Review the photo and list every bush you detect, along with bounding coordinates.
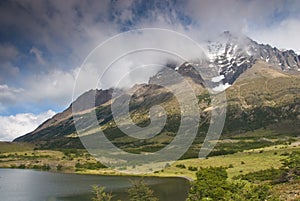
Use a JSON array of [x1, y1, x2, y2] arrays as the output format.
[[75, 162, 107, 170], [91, 186, 113, 201], [18, 164, 26, 169], [128, 179, 158, 201], [188, 166, 198, 171], [233, 168, 284, 182], [186, 167, 279, 201], [276, 151, 300, 183], [56, 164, 63, 171], [176, 164, 186, 169]]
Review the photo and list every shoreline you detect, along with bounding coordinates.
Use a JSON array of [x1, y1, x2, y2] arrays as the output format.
[[0, 166, 194, 182]]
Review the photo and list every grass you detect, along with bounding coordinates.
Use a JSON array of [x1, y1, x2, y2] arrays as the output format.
[[1, 138, 300, 200], [0, 142, 34, 153], [1, 137, 300, 180], [152, 142, 300, 180]]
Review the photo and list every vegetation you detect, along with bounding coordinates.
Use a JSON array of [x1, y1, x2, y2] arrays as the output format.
[[276, 151, 300, 183], [91, 179, 158, 201], [0, 142, 34, 153], [75, 162, 107, 170], [91, 186, 113, 201], [186, 167, 278, 201], [1, 134, 300, 200], [128, 179, 158, 201], [233, 167, 284, 182]]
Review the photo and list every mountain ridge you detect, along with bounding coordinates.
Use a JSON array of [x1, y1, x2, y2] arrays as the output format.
[[14, 32, 300, 151]]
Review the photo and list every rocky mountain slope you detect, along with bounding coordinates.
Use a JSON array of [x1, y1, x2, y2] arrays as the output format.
[[207, 31, 300, 85], [14, 32, 300, 153]]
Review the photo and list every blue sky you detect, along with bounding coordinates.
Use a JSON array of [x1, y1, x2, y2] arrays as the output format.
[[0, 0, 300, 141]]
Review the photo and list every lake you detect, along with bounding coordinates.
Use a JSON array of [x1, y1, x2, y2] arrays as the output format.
[[0, 169, 189, 201]]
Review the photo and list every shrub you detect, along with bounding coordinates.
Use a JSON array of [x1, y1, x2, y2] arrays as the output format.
[[18, 164, 26, 169], [233, 168, 284, 182], [186, 167, 279, 201], [176, 164, 186, 169], [75, 162, 106, 170], [91, 186, 113, 201], [188, 166, 198, 171], [128, 179, 158, 201], [276, 151, 300, 183], [56, 164, 63, 171]]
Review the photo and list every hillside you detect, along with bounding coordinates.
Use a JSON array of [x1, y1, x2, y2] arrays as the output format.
[[14, 32, 300, 158]]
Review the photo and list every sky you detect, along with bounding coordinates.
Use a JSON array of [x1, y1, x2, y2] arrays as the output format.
[[0, 0, 300, 141]]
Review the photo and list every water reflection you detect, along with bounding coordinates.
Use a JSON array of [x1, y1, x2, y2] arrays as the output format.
[[0, 169, 189, 201]]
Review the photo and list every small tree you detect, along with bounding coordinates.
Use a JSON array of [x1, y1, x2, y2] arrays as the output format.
[[186, 167, 231, 201], [186, 166, 278, 201], [128, 179, 158, 201], [92, 185, 113, 201], [277, 151, 300, 182]]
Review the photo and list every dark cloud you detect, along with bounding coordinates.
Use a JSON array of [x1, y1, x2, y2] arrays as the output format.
[[0, 0, 300, 140], [0, 0, 299, 113]]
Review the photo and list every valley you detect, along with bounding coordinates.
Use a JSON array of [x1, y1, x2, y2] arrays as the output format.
[[2, 31, 300, 201], [1, 130, 300, 200]]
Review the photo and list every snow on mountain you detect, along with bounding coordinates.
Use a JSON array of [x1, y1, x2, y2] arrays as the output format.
[[204, 31, 300, 85]]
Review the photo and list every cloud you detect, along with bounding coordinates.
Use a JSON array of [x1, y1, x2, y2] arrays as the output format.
[[0, 44, 20, 83], [0, 110, 56, 141], [0, 62, 20, 83], [24, 68, 78, 106], [0, 44, 19, 60], [248, 18, 300, 52], [0, 85, 24, 106], [0, 0, 300, 115], [30, 47, 46, 65]]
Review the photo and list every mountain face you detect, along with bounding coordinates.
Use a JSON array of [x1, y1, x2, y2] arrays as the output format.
[[14, 89, 115, 142], [14, 32, 300, 152], [206, 31, 300, 85]]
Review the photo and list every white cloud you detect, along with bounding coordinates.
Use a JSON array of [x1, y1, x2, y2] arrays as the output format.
[[1, 0, 300, 117], [0, 85, 24, 105], [248, 18, 300, 53], [24, 68, 77, 105], [30, 47, 46, 65], [0, 110, 56, 141]]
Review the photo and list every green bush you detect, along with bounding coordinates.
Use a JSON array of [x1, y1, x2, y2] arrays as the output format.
[[18, 164, 26, 169], [186, 167, 279, 201], [276, 151, 300, 183], [233, 168, 284, 182], [91, 186, 113, 201], [176, 164, 186, 169], [75, 162, 107, 170], [188, 166, 198, 171], [128, 179, 158, 201]]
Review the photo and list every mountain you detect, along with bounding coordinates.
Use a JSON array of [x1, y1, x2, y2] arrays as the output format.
[[206, 31, 300, 85], [14, 32, 300, 155]]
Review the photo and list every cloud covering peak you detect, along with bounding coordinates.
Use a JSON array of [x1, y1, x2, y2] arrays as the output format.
[[0, 0, 300, 140]]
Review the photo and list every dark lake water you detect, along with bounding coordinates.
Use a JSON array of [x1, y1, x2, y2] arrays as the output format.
[[0, 169, 189, 201]]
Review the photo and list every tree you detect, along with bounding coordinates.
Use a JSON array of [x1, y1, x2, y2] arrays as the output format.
[[91, 186, 113, 201], [277, 151, 300, 183], [186, 166, 278, 201], [186, 167, 231, 201], [128, 179, 158, 201]]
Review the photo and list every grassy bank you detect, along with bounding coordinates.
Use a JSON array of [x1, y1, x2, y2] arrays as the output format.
[[1, 139, 300, 179], [1, 138, 300, 200]]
